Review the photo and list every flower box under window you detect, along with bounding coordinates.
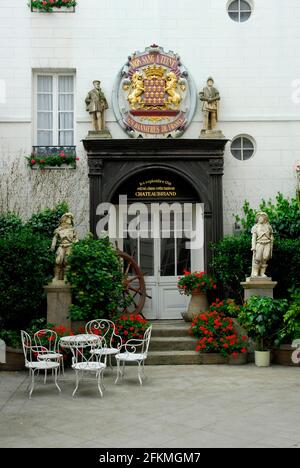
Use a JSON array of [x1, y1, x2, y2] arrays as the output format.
[[27, 146, 78, 170], [30, 1, 76, 13]]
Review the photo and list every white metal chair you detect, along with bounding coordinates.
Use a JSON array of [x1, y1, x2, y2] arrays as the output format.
[[21, 330, 61, 399], [85, 319, 122, 369], [34, 329, 64, 381], [115, 326, 152, 386], [70, 335, 107, 398]]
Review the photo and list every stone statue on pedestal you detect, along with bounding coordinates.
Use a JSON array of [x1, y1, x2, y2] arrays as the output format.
[[250, 212, 274, 278], [199, 77, 220, 133], [51, 212, 78, 282], [85, 80, 109, 132]]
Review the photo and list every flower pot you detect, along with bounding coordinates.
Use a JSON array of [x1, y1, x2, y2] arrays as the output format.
[[182, 291, 208, 322], [0, 347, 24, 371], [272, 345, 300, 367], [228, 353, 248, 365], [255, 350, 271, 367], [199, 352, 227, 365]]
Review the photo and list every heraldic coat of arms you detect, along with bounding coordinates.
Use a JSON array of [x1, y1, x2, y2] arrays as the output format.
[[112, 45, 197, 138]]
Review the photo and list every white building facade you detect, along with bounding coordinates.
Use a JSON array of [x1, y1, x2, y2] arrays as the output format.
[[0, 0, 299, 318]]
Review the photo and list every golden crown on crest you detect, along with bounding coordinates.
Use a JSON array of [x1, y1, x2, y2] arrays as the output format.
[[144, 65, 165, 79]]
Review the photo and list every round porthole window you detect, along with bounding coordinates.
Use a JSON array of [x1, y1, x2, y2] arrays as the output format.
[[227, 0, 252, 22], [230, 135, 255, 161]]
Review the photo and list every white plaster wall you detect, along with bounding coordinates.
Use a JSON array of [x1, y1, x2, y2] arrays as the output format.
[[0, 0, 299, 235]]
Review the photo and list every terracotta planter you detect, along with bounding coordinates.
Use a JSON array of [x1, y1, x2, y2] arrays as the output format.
[[228, 353, 248, 365], [0, 347, 25, 371], [182, 290, 208, 322], [273, 345, 300, 367], [199, 352, 227, 364]]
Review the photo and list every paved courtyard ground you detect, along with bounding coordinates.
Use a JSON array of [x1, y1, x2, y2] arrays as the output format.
[[0, 365, 299, 448]]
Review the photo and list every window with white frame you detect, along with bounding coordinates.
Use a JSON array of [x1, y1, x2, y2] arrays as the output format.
[[35, 73, 75, 146]]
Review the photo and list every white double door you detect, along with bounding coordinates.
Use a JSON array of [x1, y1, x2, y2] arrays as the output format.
[[120, 204, 204, 320]]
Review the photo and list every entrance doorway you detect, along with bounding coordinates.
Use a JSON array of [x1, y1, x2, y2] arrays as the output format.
[[119, 204, 204, 319]]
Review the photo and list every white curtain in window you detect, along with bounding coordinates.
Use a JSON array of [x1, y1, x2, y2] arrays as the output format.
[[58, 76, 74, 145], [37, 76, 53, 146]]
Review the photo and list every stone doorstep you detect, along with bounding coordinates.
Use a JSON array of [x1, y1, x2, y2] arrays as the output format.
[[149, 337, 198, 352]]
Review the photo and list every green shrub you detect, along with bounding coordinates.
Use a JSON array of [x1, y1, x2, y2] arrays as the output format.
[[238, 296, 288, 350], [26, 202, 69, 238], [0, 228, 55, 330], [66, 236, 124, 321], [235, 193, 300, 239], [211, 235, 300, 302], [276, 289, 300, 345], [0, 212, 23, 237]]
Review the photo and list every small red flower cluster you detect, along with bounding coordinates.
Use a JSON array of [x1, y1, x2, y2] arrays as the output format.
[[177, 270, 216, 296], [27, 151, 79, 169], [191, 311, 247, 358], [208, 298, 240, 318], [31, 0, 76, 12], [113, 313, 149, 343]]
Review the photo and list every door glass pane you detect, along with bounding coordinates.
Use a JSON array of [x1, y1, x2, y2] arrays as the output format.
[[177, 237, 191, 276], [160, 212, 175, 276], [37, 130, 53, 146], [139, 238, 154, 276], [37, 76, 53, 93]]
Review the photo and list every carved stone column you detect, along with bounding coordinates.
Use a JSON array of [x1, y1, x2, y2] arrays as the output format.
[[209, 158, 224, 243], [87, 157, 103, 237]]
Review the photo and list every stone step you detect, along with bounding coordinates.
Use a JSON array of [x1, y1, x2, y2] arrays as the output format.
[[151, 320, 191, 338], [149, 336, 197, 352], [146, 351, 200, 365]]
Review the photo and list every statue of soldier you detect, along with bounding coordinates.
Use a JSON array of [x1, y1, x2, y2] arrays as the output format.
[[51, 212, 78, 281], [85, 80, 108, 132], [250, 212, 274, 278], [199, 77, 220, 132]]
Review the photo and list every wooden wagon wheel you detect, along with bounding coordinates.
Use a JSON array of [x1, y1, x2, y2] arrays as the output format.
[[117, 249, 147, 317]]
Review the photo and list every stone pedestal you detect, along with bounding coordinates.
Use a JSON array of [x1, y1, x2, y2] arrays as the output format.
[[44, 280, 72, 327], [85, 130, 112, 139], [240, 277, 277, 300], [199, 129, 225, 139]]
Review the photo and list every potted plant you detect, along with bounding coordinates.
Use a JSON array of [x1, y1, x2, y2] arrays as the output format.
[[273, 289, 300, 366], [30, 1, 77, 13], [178, 270, 216, 322], [190, 311, 248, 364], [238, 296, 288, 367], [0, 330, 24, 371]]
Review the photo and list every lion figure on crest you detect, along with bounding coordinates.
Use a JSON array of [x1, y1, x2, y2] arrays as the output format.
[[165, 72, 182, 108], [128, 72, 144, 108]]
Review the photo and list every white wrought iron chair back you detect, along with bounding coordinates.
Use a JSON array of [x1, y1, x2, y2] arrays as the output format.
[[20, 330, 61, 398], [85, 319, 117, 348], [33, 329, 58, 353], [115, 325, 152, 386], [124, 325, 152, 356], [21, 330, 46, 365]]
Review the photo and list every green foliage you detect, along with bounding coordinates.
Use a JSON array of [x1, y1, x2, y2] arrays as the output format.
[[235, 193, 300, 239], [66, 236, 125, 322], [238, 296, 288, 350], [26, 202, 69, 238], [26, 154, 77, 169], [0, 329, 21, 349], [210, 234, 251, 302], [0, 228, 54, 330], [276, 289, 300, 344], [30, 0, 77, 13], [0, 212, 23, 237], [211, 222, 300, 302]]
